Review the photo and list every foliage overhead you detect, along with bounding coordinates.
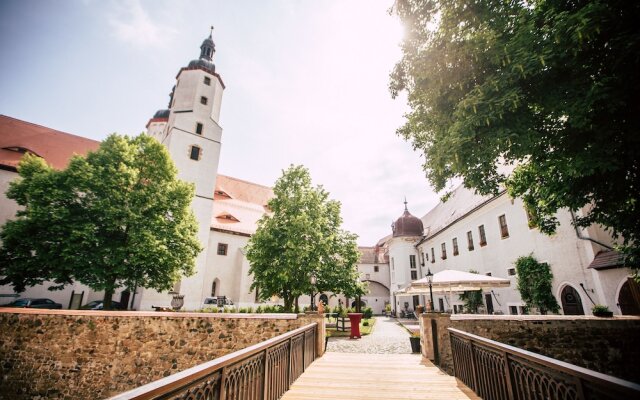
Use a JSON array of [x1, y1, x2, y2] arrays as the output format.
[[246, 165, 363, 312], [514, 254, 560, 314], [0, 134, 201, 308], [390, 0, 640, 269]]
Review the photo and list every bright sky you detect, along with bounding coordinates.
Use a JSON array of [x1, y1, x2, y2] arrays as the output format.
[[0, 0, 441, 245]]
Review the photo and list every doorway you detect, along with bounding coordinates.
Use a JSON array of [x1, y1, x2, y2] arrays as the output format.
[[560, 285, 584, 315], [120, 290, 131, 310], [485, 293, 494, 314], [618, 278, 640, 315]]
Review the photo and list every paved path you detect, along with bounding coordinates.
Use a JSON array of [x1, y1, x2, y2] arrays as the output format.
[[281, 352, 480, 400], [326, 316, 413, 354]]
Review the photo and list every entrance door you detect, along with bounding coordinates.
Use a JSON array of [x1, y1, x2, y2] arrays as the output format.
[[69, 291, 84, 309], [412, 295, 420, 309], [485, 294, 494, 314], [438, 298, 444, 312], [560, 285, 584, 315], [619, 278, 640, 315], [120, 290, 131, 310]]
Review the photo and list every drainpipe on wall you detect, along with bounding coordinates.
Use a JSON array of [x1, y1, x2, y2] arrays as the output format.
[[569, 210, 613, 250]]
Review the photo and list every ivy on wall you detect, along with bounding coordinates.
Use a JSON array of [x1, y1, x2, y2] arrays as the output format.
[[514, 254, 560, 314]]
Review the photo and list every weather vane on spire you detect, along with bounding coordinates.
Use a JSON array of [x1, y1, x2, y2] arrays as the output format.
[[404, 196, 408, 211], [210, 25, 214, 37]]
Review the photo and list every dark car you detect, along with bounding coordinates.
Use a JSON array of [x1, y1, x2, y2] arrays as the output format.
[[3, 298, 63, 309], [80, 300, 126, 310]]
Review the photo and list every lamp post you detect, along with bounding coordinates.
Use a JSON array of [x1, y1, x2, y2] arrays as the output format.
[[310, 273, 317, 311], [426, 268, 434, 312]]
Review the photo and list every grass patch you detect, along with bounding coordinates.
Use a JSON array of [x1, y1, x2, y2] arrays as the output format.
[[326, 318, 376, 337]]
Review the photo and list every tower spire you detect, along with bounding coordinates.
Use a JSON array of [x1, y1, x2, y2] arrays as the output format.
[[404, 197, 408, 211], [199, 28, 215, 61]]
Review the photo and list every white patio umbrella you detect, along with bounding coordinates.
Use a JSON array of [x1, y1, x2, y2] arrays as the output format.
[[398, 269, 510, 312]]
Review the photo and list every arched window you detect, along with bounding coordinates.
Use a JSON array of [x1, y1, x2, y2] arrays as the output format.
[[211, 279, 219, 297], [319, 294, 329, 305]]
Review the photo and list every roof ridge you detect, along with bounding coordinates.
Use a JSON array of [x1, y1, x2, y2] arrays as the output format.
[[217, 173, 273, 191]]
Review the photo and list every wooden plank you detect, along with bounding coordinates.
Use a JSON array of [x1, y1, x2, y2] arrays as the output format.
[[281, 352, 480, 400]]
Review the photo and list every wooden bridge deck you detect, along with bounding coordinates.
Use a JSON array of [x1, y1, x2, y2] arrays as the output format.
[[281, 352, 480, 400]]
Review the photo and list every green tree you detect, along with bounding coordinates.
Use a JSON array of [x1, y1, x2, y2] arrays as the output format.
[[514, 254, 560, 314], [390, 0, 640, 269], [0, 134, 201, 309], [458, 270, 483, 313], [246, 165, 362, 312]]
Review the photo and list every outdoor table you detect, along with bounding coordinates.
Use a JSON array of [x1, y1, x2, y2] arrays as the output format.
[[348, 313, 363, 339]]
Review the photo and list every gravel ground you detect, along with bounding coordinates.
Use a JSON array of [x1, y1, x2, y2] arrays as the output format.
[[326, 316, 413, 354]]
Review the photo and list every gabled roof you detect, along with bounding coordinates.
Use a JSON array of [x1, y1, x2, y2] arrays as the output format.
[[211, 175, 274, 236], [0, 115, 99, 170]]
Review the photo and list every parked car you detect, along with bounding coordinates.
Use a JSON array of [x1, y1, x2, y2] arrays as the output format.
[[2, 298, 62, 309], [80, 300, 126, 310], [202, 296, 233, 308]]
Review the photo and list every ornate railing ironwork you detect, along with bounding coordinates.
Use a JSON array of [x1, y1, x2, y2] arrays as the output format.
[[448, 327, 640, 400], [109, 323, 317, 400]]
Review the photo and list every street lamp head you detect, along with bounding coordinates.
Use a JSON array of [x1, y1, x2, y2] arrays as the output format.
[[310, 273, 317, 285], [426, 268, 433, 284]]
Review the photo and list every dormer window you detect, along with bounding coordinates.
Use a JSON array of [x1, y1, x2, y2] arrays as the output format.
[[189, 145, 202, 161], [204, 76, 211, 86]]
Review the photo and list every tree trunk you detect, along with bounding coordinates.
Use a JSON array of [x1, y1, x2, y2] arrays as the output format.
[[284, 296, 293, 313], [103, 288, 114, 310], [294, 297, 299, 314]]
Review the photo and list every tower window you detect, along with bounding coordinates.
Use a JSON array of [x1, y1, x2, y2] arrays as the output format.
[[452, 238, 459, 256], [409, 255, 416, 269], [200, 96, 208, 105], [204, 76, 211, 86], [374, 265, 379, 273], [411, 270, 418, 280], [189, 145, 202, 161], [441, 243, 447, 259], [196, 122, 203, 135], [430, 248, 435, 263], [217, 243, 228, 256]]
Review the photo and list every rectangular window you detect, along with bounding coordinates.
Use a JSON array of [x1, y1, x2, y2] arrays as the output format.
[[374, 265, 379, 273], [430, 248, 435, 263], [410, 270, 418, 280], [189, 145, 201, 161], [200, 96, 208, 105], [409, 255, 416, 269], [507, 268, 516, 276], [509, 306, 518, 315], [422, 252, 427, 263], [441, 243, 447, 259], [479, 225, 487, 246], [204, 76, 211, 85], [217, 243, 228, 256], [499, 214, 509, 238], [467, 231, 474, 251], [486, 272, 492, 276], [195, 122, 203, 135], [452, 238, 459, 256]]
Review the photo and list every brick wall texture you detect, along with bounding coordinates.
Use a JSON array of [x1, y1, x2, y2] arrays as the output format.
[[0, 310, 322, 399], [420, 314, 640, 383]]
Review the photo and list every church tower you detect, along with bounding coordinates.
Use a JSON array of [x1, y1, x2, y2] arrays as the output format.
[[142, 29, 225, 310]]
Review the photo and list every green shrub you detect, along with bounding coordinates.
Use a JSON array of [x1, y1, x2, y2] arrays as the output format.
[[363, 307, 373, 319], [362, 321, 370, 327]]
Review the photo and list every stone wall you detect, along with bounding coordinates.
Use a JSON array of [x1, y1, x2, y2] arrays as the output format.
[[420, 313, 640, 383], [0, 309, 324, 400]]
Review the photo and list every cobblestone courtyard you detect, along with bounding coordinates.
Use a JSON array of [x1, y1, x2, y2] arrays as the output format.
[[326, 316, 414, 354]]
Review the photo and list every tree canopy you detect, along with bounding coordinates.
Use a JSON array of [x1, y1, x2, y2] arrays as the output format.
[[246, 165, 363, 312], [0, 134, 201, 309], [391, 0, 640, 267], [514, 254, 560, 314]]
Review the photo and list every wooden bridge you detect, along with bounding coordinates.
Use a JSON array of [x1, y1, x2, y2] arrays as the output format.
[[281, 352, 478, 400]]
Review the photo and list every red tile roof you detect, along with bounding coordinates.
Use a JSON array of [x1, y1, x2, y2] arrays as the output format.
[[588, 250, 625, 270], [0, 115, 99, 170]]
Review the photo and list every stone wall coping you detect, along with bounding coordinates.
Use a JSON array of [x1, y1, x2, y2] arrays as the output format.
[[0, 308, 299, 319], [450, 314, 640, 321]]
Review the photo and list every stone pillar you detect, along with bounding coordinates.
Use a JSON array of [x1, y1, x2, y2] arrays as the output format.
[[298, 314, 326, 358], [420, 312, 453, 374]]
